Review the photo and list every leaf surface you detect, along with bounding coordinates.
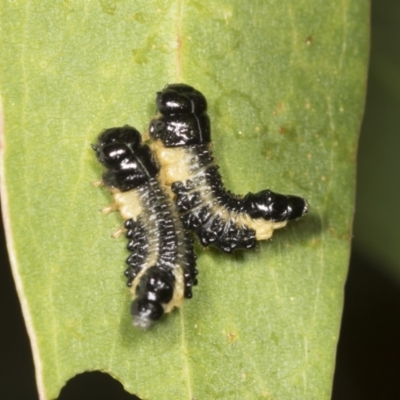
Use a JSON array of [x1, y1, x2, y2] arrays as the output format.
[[0, 1, 369, 399]]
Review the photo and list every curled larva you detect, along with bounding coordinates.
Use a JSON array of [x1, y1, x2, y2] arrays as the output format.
[[149, 84, 308, 253], [93, 125, 198, 329]]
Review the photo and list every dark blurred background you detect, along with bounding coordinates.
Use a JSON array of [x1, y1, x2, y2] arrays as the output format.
[[1, 1, 399, 398]]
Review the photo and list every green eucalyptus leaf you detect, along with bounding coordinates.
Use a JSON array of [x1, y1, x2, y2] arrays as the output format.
[[0, 1, 369, 399]]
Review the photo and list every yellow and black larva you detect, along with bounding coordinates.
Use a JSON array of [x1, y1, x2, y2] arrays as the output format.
[[93, 126, 198, 329], [149, 84, 308, 253]]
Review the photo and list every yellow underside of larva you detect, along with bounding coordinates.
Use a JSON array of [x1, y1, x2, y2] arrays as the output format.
[[151, 140, 288, 241], [110, 187, 185, 316]]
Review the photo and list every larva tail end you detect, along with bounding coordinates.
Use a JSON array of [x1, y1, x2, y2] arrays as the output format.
[[130, 298, 164, 330], [286, 196, 309, 220], [244, 189, 308, 222]]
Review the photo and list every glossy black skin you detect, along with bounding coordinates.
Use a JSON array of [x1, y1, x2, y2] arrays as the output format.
[[93, 125, 159, 192], [130, 266, 175, 324], [124, 218, 149, 287], [94, 125, 198, 326], [123, 183, 198, 298], [123, 178, 198, 324], [242, 189, 308, 222], [149, 84, 211, 147], [172, 163, 257, 252], [150, 84, 308, 253]]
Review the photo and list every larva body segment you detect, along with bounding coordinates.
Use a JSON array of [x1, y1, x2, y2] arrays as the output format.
[[93, 126, 197, 329], [149, 84, 308, 253]]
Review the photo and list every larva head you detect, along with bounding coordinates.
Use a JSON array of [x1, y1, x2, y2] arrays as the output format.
[[94, 125, 159, 191], [94, 126, 141, 168], [156, 83, 207, 115], [149, 84, 211, 147]]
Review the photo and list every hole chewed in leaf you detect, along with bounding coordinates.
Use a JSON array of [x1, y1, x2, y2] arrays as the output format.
[[58, 371, 140, 400]]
